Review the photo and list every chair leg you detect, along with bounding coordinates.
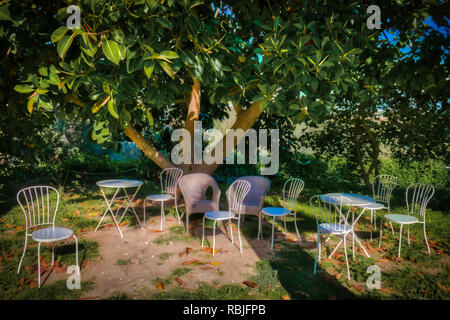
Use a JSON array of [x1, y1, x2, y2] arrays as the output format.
[[143, 199, 147, 225], [352, 211, 355, 260], [283, 216, 287, 236], [271, 216, 275, 250], [159, 202, 164, 231], [314, 233, 320, 275], [398, 224, 403, 258], [407, 225, 410, 245], [73, 235, 79, 274], [186, 212, 189, 235], [257, 212, 262, 240], [201, 216, 206, 247], [370, 209, 373, 241], [37, 241, 42, 288], [17, 236, 28, 273], [237, 217, 243, 253], [379, 217, 384, 248], [229, 219, 234, 244], [212, 220, 217, 256], [423, 223, 431, 254], [390, 221, 394, 234], [343, 234, 351, 281], [293, 212, 301, 245], [174, 196, 181, 225], [52, 245, 55, 266]]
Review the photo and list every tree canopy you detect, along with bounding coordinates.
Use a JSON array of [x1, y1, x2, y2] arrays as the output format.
[[1, 0, 448, 175]]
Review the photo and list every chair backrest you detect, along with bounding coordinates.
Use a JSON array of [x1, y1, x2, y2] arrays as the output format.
[[282, 178, 305, 214], [229, 176, 270, 207], [177, 173, 221, 205], [310, 195, 351, 232], [16, 186, 59, 231], [372, 174, 398, 205], [406, 183, 435, 220], [227, 180, 251, 216], [161, 167, 183, 195]]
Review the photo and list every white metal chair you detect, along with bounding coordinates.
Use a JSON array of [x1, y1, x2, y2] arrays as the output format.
[[379, 183, 435, 257], [144, 167, 183, 230], [202, 179, 251, 256], [259, 178, 304, 249], [311, 195, 353, 280], [365, 174, 398, 240], [16, 186, 79, 287]]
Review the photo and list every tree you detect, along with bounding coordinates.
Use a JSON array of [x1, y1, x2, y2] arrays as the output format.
[[302, 0, 449, 187], [3, 0, 374, 174]]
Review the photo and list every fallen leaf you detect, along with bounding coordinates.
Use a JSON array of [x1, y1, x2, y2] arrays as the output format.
[[281, 294, 291, 300], [200, 266, 214, 270], [377, 259, 389, 263], [156, 282, 165, 290], [175, 277, 184, 286], [185, 247, 193, 255], [119, 222, 127, 227], [352, 284, 363, 292], [437, 283, 450, 291], [29, 280, 37, 288], [182, 259, 208, 265], [18, 277, 25, 286], [379, 287, 393, 294], [336, 272, 343, 280], [210, 261, 222, 266], [200, 248, 220, 254], [178, 251, 185, 258], [243, 281, 258, 288], [273, 245, 281, 249], [150, 230, 164, 233], [73, 210, 81, 216]]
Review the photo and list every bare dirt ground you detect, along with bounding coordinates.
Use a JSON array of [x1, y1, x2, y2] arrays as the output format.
[[45, 214, 290, 299]]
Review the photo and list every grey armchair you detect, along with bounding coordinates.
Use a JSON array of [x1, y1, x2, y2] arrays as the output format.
[[228, 176, 271, 220], [176, 173, 221, 234]]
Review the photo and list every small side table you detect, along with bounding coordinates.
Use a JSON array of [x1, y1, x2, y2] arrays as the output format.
[[95, 179, 144, 238]]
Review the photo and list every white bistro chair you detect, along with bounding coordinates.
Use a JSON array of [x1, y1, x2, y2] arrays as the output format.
[[259, 178, 304, 249], [364, 174, 398, 240], [379, 183, 435, 257], [202, 179, 251, 256], [311, 195, 353, 280], [144, 167, 183, 230], [16, 186, 79, 287]]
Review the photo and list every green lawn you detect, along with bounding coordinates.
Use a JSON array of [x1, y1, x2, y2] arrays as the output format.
[[0, 181, 449, 300]]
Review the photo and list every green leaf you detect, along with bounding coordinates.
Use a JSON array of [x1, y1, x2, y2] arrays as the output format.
[[57, 34, 75, 59], [102, 39, 125, 65], [92, 95, 110, 113], [27, 94, 36, 114], [51, 26, 69, 43], [80, 34, 97, 57], [160, 61, 174, 79], [159, 50, 179, 60], [0, 5, 12, 21], [146, 110, 154, 128], [14, 84, 34, 93], [112, 29, 126, 44], [38, 67, 48, 77], [108, 97, 119, 119], [144, 60, 155, 78]]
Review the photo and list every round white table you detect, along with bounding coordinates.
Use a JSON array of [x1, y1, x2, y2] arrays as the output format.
[[320, 193, 377, 258], [95, 179, 144, 238]]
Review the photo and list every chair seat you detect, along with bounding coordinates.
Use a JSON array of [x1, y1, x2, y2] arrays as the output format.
[[261, 207, 290, 216], [385, 214, 419, 224], [318, 223, 352, 235], [363, 202, 386, 210], [146, 194, 173, 202], [32, 227, 73, 242], [205, 211, 235, 220]]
